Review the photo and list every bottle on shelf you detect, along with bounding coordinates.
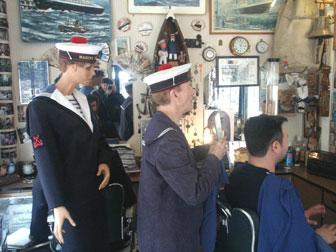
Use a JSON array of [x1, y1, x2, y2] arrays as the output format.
[[293, 136, 302, 166], [285, 142, 294, 168]]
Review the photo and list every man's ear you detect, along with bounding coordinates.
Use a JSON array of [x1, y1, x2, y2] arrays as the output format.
[[170, 88, 178, 99], [270, 140, 280, 153]]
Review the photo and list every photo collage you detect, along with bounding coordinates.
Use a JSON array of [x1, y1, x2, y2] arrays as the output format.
[[0, 0, 17, 161]]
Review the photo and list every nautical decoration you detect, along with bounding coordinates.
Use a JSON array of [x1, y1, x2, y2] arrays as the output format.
[[97, 42, 111, 62], [191, 19, 205, 31], [117, 17, 131, 32], [138, 22, 153, 36], [154, 10, 189, 71], [135, 41, 148, 54], [202, 47, 216, 62], [116, 51, 152, 76]]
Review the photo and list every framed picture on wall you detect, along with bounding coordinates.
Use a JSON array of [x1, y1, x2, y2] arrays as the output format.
[[114, 37, 130, 57], [210, 0, 282, 34], [216, 56, 259, 87], [128, 0, 206, 14], [19, 0, 112, 42], [18, 61, 49, 104]]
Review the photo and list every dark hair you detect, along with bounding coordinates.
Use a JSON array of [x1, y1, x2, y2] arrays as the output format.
[[87, 94, 98, 104], [125, 83, 133, 94], [244, 114, 287, 157], [102, 78, 113, 85]]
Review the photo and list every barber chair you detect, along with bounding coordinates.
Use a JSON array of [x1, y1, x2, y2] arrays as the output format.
[[216, 201, 259, 252], [104, 183, 134, 251]]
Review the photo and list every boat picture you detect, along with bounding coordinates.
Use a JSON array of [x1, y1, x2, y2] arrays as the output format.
[[234, 0, 273, 14], [33, 0, 104, 14], [59, 19, 88, 33]]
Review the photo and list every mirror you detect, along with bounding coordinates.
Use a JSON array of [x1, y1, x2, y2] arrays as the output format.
[[204, 68, 262, 140]]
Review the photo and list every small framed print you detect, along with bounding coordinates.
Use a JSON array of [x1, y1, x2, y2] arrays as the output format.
[[17, 105, 27, 123], [114, 37, 130, 57], [0, 130, 17, 146], [0, 43, 9, 57], [0, 1, 6, 14], [0, 102, 13, 116], [0, 58, 10, 72], [0, 28, 8, 41], [216, 56, 259, 87], [0, 73, 11, 86], [0, 116, 14, 130], [0, 89, 12, 101]]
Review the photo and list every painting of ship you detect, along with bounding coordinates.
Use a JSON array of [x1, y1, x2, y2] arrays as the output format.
[[153, 10, 189, 71], [59, 19, 87, 33], [33, 0, 104, 14], [234, 0, 272, 14]]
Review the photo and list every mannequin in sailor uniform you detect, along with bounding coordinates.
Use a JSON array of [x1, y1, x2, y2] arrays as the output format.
[[137, 64, 228, 252], [27, 37, 110, 252]]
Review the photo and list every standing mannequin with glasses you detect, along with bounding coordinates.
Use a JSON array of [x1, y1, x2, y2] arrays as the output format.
[[27, 36, 110, 251]]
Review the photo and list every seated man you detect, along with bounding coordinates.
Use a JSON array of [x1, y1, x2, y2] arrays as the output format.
[[225, 114, 336, 252]]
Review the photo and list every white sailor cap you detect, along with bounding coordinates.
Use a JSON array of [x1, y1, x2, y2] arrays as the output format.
[[143, 64, 191, 93], [55, 36, 101, 64]]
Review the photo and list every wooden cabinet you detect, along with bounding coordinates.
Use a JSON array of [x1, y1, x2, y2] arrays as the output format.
[[292, 176, 323, 209], [292, 176, 323, 225]]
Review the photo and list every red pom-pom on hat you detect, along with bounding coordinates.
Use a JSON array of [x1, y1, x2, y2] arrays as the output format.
[[70, 36, 87, 44]]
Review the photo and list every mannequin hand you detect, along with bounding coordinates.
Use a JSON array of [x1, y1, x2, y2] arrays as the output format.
[[305, 204, 326, 225], [53, 206, 76, 244], [97, 163, 110, 190]]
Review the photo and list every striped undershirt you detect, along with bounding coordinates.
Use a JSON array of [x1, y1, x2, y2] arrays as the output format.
[[66, 94, 84, 116]]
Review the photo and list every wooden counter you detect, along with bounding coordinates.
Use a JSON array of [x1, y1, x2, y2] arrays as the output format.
[[276, 166, 336, 195]]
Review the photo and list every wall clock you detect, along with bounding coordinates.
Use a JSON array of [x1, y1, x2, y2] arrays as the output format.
[[202, 46, 216, 62], [256, 39, 269, 54], [229, 36, 250, 56]]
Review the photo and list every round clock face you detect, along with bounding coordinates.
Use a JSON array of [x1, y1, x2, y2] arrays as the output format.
[[256, 39, 269, 54], [202, 47, 216, 62], [229, 36, 249, 56]]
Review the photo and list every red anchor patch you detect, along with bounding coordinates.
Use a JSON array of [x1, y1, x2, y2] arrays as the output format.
[[32, 135, 44, 149]]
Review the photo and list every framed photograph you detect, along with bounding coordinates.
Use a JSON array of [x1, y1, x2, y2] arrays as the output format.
[[0, 28, 8, 41], [0, 43, 9, 57], [17, 105, 27, 123], [0, 130, 17, 146], [114, 37, 130, 56], [0, 1, 6, 14], [1, 147, 17, 159], [19, 0, 111, 42], [210, 0, 282, 34], [216, 56, 259, 87], [18, 60, 49, 104], [0, 89, 12, 101], [0, 102, 13, 116], [128, 0, 205, 14], [0, 58, 10, 72], [0, 73, 11, 86], [0, 116, 14, 130]]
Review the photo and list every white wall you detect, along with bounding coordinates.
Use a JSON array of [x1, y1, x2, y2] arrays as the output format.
[[6, 0, 304, 159]]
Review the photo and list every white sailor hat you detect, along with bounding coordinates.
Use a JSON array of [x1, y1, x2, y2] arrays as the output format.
[[55, 36, 101, 64], [143, 64, 191, 93]]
